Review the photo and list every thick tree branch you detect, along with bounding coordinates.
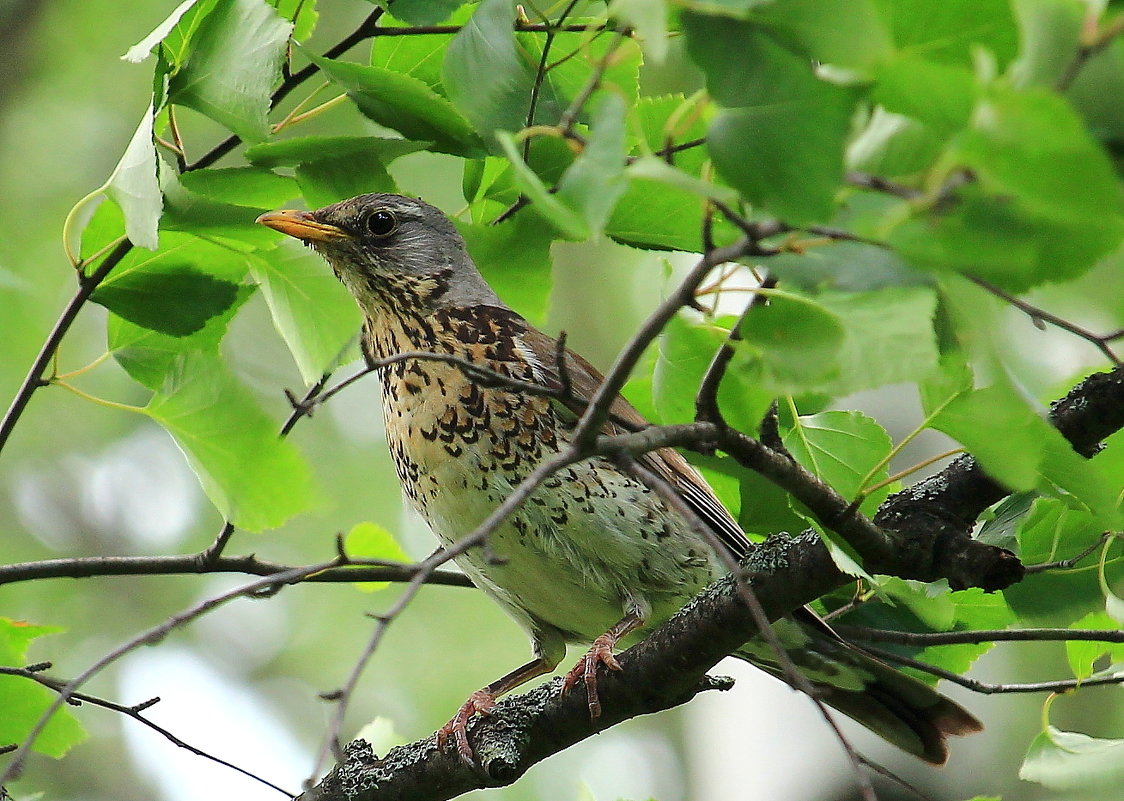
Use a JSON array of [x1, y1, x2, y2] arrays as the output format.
[[297, 533, 841, 801]]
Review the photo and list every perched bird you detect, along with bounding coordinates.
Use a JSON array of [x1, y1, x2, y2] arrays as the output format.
[[257, 194, 981, 766]]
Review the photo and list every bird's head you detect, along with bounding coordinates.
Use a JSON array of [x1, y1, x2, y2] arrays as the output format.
[[257, 193, 498, 314]]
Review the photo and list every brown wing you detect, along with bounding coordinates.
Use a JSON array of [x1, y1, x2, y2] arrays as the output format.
[[520, 325, 754, 559]]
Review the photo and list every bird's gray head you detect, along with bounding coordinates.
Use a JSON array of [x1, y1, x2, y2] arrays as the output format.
[[257, 193, 499, 314]]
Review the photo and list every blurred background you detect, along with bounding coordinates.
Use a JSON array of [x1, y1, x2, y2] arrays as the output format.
[[1, 1, 1121, 800]]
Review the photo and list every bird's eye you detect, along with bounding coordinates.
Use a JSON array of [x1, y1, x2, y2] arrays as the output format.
[[365, 210, 397, 238]]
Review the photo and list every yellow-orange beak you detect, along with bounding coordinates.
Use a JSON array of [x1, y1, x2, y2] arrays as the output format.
[[255, 209, 350, 243]]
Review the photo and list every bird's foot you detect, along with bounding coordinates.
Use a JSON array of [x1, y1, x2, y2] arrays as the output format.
[[560, 634, 622, 718], [436, 689, 496, 767]]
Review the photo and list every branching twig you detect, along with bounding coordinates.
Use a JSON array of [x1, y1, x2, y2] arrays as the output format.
[[858, 645, 1124, 695], [0, 665, 293, 795], [970, 276, 1122, 365], [0, 552, 472, 588], [0, 559, 344, 784], [1024, 532, 1111, 574], [837, 626, 1124, 647]]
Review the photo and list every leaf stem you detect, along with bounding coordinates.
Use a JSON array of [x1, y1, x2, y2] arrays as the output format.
[[50, 379, 146, 415]]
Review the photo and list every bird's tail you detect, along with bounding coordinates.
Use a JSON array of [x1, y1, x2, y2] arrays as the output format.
[[735, 619, 982, 764]]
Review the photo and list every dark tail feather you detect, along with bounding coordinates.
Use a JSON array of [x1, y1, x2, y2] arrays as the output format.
[[735, 618, 982, 764], [807, 650, 982, 764]]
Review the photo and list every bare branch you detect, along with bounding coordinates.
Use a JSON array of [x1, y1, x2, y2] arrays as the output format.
[[0, 552, 472, 588], [0, 665, 293, 795], [838, 626, 1124, 647], [971, 276, 1121, 365], [1, 559, 348, 784], [857, 645, 1124, 695]]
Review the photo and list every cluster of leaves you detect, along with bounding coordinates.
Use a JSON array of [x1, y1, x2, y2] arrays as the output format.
[[7, 0, 1124, 797]]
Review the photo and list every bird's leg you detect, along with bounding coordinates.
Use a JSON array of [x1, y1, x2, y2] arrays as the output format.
[[561, 609, 646, 718], [438, 656, 555, 767]]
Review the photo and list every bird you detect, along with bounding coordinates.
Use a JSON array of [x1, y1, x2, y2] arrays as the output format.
[[256, 193, 982, 767]]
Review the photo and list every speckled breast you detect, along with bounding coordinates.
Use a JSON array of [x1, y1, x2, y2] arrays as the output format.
[[365, 305, 561, 530]]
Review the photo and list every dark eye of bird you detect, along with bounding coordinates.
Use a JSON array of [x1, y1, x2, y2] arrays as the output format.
[[365, 210, 397, 238]]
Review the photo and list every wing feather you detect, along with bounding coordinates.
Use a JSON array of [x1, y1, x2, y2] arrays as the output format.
[[519, 324, 753, 559]]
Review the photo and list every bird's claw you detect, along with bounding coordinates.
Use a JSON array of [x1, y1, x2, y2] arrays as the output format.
[[437, 689, 496, 767], [560, 634, 622, 718]]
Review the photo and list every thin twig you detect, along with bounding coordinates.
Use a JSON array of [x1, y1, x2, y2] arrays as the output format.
[[859, 644, 1124, 695], [0, 552, 472, 588], [970, 276, 1121, 365], [845, 171, 923, 200], [570, 236, 759, 451], [694, 274, 777, 427], [1056, 15, 1124, 91], [1025, 532, 1111, 574], [837, 626, 1124, 646], [0, 560, 343, 784], [0, 665, 292, 795], [0, 239, 133, 454]]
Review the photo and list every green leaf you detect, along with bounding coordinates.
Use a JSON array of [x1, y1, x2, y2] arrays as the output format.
[[1004, 499, 1124, 626], [764, 241, 930, 293], [106, 105, 162, 250], [874, 0, 1018, 67], [892, 87, 1124, 291], [0, 618, 86, 758], [459, 213, 554, 326], [179, 167, 298, 207], [296, 155, 397, 208], [108, 286, 253, 390], [957, 87, 1124, 222], [344, 522, 411, 591], [268, 0, 318, 41], [847, 108, 945, 176], [873, 55, 977, 134], [391, 0, 462, 26], [122, 0, 204, 63], [733, 292, 845, 393], [249, 241, 362, 384], [782, 410, 893, 513], [927, 381, 1122, 525], [813, 286, 939, 395], [92, 266, 241, 337], [1021, 725, 1124, 791], [1010, 0, 1084, 88], [370, 10, 466, 92], [875, 577, 956, 631], [245, 135, 429, 168], [306, 50, 485, 156], [653, 313, 774, 430], [168, 0, 292, 142], [441, 0, 534, 140], [1065, 612, 1124, 680], [625, 157, 739, 204], [752, 0, 894, 70], [683, 14, 859, 223], [609, 0, 669, 61], [160, 172, 275, 250], [1016, 497, 1106, 567], [146, 351, 315, 531], [155, 0, 222, 68], [496, 132, 588, 239], [555, 93, 630, 235]]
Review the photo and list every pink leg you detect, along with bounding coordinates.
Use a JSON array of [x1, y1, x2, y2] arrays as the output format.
[[561, 610, 645, 717], [438, 656, 555, 767]]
